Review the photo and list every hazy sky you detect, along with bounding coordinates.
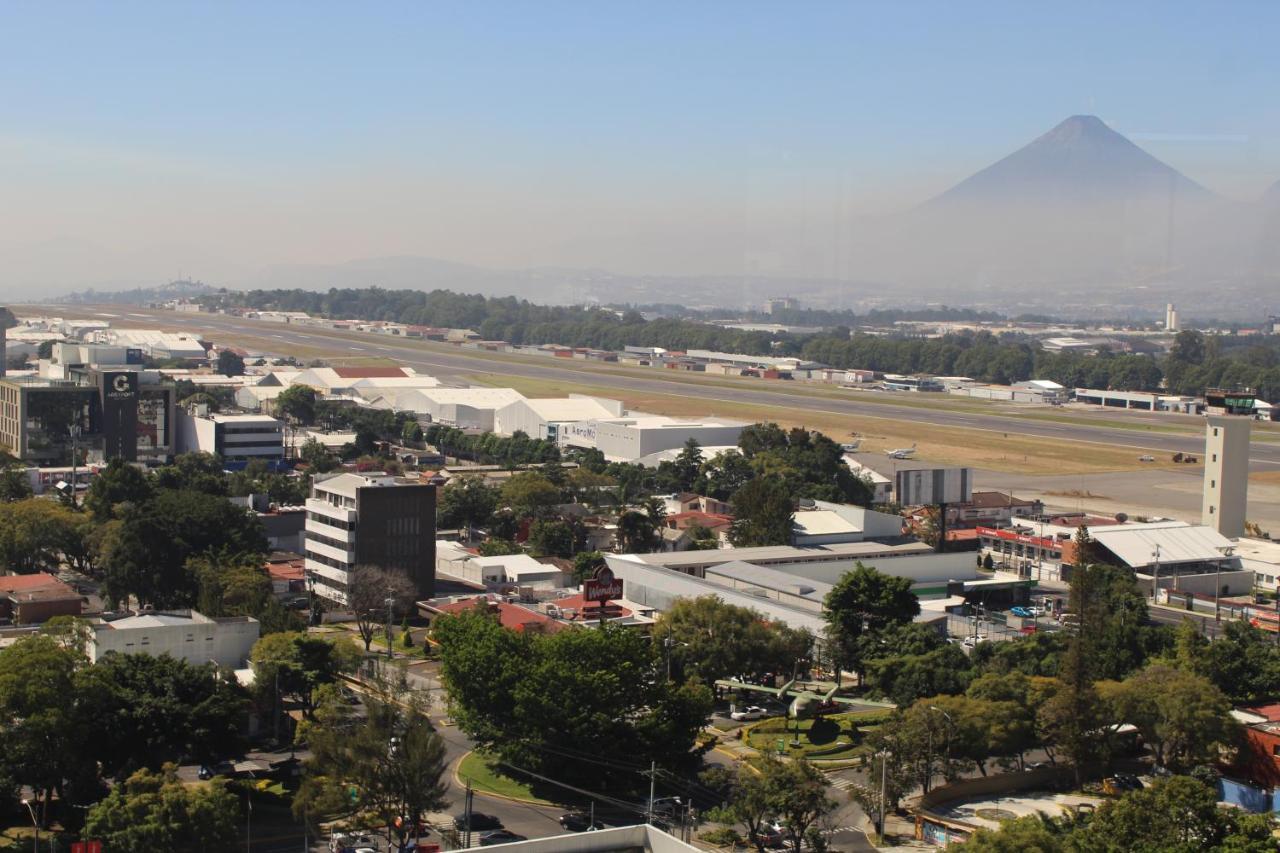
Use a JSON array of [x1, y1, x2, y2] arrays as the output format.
[[3, 1, 1279, 292]]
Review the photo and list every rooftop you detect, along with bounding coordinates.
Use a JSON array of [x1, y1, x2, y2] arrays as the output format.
[[1091, 521, 1236, 568]]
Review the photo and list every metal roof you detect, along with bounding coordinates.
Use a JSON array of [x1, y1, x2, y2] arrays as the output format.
[[1091, 522, 1235, 567]]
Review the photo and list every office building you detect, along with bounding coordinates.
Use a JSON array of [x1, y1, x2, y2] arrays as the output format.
[[1203, 415, 1251, 538], [176, 409, 285, 466], [304, 473, 436, 606], [1165, 303, 1180, 332], [0, 367, 175, 465]]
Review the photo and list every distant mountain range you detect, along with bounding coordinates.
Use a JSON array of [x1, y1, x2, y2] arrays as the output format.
[[20, 115, 1280, 320]]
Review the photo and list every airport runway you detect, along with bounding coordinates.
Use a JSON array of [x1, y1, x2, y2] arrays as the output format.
[[90, 307, 1280, 470]]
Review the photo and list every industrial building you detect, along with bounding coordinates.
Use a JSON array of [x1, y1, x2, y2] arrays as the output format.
[[791, 501, 905, 546], [372, 386, 526, 431], [494, 395, 624, 440], [558, 414, 746, 462], [303, 473, 437, 606], [1073, 387, 1199, 413], [88, 610, 260, 667]]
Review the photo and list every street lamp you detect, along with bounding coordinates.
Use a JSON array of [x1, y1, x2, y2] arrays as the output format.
[[926, 706, 954, 794], [20, 798, 37, 853], [385, 595, 395, 659]]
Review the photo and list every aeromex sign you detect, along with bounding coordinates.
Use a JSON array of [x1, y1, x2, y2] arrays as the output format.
[[583, 565, 623, 602]]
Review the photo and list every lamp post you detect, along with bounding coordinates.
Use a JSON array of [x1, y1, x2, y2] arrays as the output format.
[[68, 423, 81, 508], [926, 706, 954, 794], [20, 798, 37, 853], [1151, 544, 1162, 603], [385, 595, 395, 659]]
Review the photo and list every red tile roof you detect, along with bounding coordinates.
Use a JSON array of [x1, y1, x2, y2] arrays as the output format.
[[432, 597, 564, 633], [0, 572, 69, 594], [554, 593, 634, 619], [330, 366, 411, 379]]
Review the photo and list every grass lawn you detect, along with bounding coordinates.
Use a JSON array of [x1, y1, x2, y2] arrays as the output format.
[[744, 711, 886, 761], [456, 752, 556, 805]]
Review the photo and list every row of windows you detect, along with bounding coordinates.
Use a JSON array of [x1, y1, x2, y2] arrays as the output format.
[[307, 511, 353, 531], [384, 516, 421, 536], [305, 549, 353, 571], [306, 530, 354, 552]]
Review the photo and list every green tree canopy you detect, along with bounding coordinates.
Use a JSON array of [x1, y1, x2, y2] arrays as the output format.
[[823, 563, 920, 681], [84, 766, 239, 853], [651, 595, 813, 685]]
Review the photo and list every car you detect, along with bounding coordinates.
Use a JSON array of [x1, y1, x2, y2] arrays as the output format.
[[1102, 775, 1144, 795], [1028, 605, 1047, 617], [730, 705, 768, 721], [962, 635, 989, 647], [650, 796, 684, 818], [1010, 606, 1032, 617], [197, 765, 213, 780], [453, 812, 502, 831], [479, 830, 528, 846], [1139, 455, 1155, 462], [559, 813, 605, 832]]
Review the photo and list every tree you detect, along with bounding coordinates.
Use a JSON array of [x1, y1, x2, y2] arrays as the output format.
[[477, 538, 522, 556], [216, 349, 245, 377], [0, 461, 33, 502], [729, 477, 794, 547], [0, 635, 83, 827], [617, 509, 658, 553], [297, 688, 448, 851], [84, 766, 239, 853], [950, 815, 1068, 852], [670, 438, 703, 492], [401, 418, 423, 445], [84, 456, 154, 521], [434, 606, 713, 788], [1078, 775, 1238, 852], [768, 756, 837, 851], [249, 632, 361, 718], [152, 452, 229, 495], [348, 564, 418, 653], [572, 550, 606, 583], [527, 518, 575, 558], [299, 437, 339, 473], [1100, 664, 1237, 772], [823, 563, 920, 683], [652, 595, 813, 685], [703, 754, 834, 853], [0, 498, 82, 574], [276, 384, 318, 425], [499, 471, 562, 519], [75, 652, 247, 777]]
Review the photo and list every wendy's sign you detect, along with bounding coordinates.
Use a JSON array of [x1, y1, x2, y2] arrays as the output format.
[[583, 565, 623, 602]]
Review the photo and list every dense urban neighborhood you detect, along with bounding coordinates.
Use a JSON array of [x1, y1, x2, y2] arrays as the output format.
[[0, 295, 1278, 852]]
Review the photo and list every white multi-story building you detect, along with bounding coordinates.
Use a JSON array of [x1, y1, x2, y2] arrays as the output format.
[[89, 611, 260, 667], [303, 473, 437, 606], [175, 410, 285, 463]]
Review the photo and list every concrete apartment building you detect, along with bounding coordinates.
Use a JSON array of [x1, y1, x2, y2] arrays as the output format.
[[304, 473, 436, 606], [88, 611, 260, 667], [175, 409, 285, 465]]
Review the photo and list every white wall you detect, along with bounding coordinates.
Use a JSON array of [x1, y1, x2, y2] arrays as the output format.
[[90, 616, 260, 667]]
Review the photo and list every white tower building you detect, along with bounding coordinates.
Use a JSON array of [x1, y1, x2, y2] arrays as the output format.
[[1165, 303, 1180, 332], [1202, 415, 1251, 538]]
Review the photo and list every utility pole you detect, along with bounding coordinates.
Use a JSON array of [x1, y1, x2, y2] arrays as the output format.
[[463, 782, 474, 848], [68, 423, 80, 508], [385, 594, 395, 659], [646, 760, 657, 824], [881, 748, 890, 838]]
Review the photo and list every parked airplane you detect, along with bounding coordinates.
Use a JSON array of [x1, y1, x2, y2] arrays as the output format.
[[840, 439, 862, 452], [886, 444, 917, 459]]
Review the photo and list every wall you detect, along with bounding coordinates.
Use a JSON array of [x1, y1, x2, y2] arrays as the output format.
[[782, 552, 977, 587], [356, 483, 438, 599], [91, 616, 260, 667]]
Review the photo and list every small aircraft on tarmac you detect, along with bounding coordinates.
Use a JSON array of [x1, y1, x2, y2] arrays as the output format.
[[886, 443, 917, 459], [840, 439, 862, 452], [716, 677, 894, 720]]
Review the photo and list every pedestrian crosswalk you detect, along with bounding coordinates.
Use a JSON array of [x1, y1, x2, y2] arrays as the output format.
[[828, 775, 858, 791]]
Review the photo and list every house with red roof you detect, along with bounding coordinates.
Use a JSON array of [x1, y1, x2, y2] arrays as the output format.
[[0, 573, 83, 624]]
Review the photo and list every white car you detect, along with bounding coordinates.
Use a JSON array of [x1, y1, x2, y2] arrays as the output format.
[[1138, 455, 1155, 462], [730, 705, 769, 721], [1028, 605, 1046, 617], [962, 635, 989, 648]]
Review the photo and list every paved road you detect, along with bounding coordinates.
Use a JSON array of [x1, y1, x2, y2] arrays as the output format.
[[83, 307, 1280, 470]]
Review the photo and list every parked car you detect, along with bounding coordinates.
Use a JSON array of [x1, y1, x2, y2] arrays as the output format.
[[1102, 774, 1144, 795], [197, 765, 213, 780], [1010, 606, 1032, 617], [479, 830, 527, 846], [453, 813, 502, 831], [1028, 605, 1047, 616], [730, 705, 768, 721], [559, 813, 605, 832], [962, 635, 989, 647], [650, 796, 684, 818], [1138, 455, 1155, 462]]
